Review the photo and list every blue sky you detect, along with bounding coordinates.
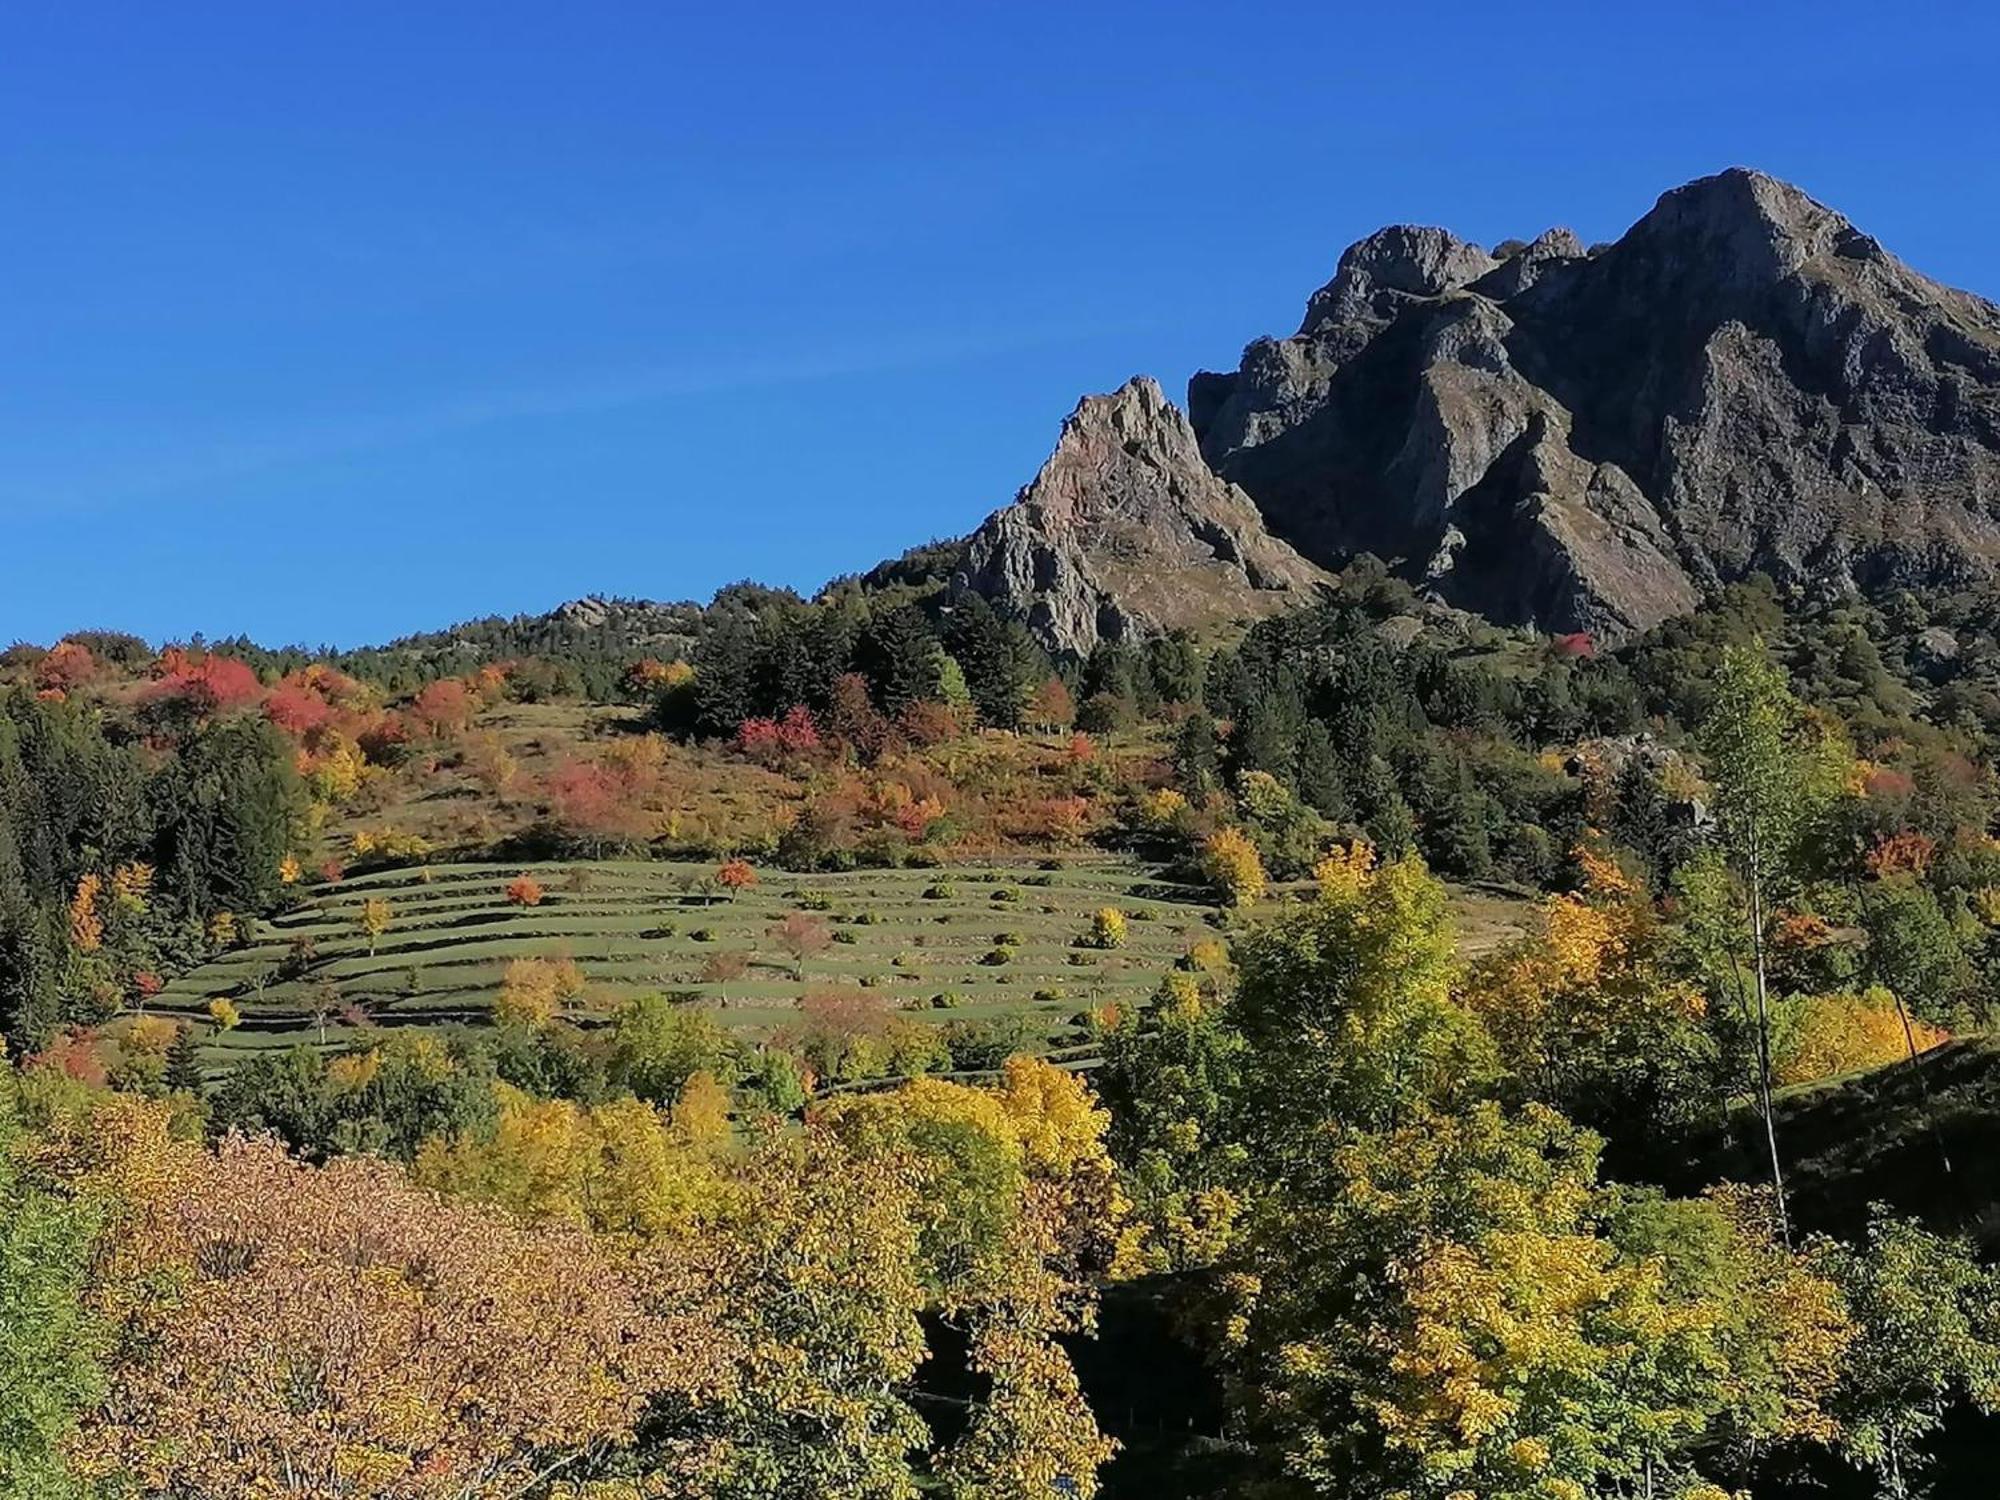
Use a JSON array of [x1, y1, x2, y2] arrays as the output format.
[[3, 1, 1997, 648]]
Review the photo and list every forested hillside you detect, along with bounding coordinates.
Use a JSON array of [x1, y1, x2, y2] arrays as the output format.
[[9, 557, 2000, 1497]]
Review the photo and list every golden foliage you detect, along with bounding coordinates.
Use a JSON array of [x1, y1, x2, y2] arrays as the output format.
[[1089, 907, 1127, 949], [1464, 843, 1703, 1079], [414, 1085, 727, 1239], [495, 955, 587, 1030], [1202, 826, 1266, 907], [1777, 987, 1947, 1087], [68, 873, 104, 953], [109, 861, 154, 914], [1312, 839, 1376, 905]]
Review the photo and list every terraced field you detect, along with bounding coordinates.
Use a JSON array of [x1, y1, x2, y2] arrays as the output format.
[[156, 858, 1226, 1060]]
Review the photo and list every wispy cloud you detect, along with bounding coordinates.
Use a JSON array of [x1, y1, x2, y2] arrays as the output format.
[[6, 315, 1150, 516]]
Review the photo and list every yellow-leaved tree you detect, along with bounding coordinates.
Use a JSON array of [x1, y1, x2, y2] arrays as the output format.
[[822, 1057, 1135, 1500]]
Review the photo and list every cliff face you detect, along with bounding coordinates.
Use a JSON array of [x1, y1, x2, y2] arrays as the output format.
[[952, 376, 1331, 657], [1188, 168, 2000, 638]]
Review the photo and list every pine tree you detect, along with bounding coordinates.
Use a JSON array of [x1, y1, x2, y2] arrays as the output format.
[[942, 596, 1042, 731], [1295, 721, 1351, 821], [165, 1024, 205, 1097], [857, 607, 942, 712], [693, 616, 761, 738], [1172, 714, 1221, 800]]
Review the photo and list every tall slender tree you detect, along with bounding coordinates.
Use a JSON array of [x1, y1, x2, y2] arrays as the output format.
[[1699, 643, 1841, 1243]]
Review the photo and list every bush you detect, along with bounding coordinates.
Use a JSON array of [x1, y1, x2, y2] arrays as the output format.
[[690, 927, 716, 943], [930, 991, 965, 1009], [799, 890, 835, 911], [740, 1047, 807, 1114], [1088, 907, 1128, 949], [991, 887, 1020, 904], [833, 929, 859, 945], [1032, 987, 1065, 1004], [943, 1013, 1046, 1070], [980, 945, 1015, 967], [994, 931, 1024, 947], [923, 882, 957, 900]]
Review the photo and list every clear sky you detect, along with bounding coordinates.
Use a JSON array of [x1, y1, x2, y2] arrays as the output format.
[[4, 1, 1998, 648]]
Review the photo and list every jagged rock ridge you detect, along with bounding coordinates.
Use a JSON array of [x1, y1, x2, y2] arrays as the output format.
[[1185, 168, 2000, 638], [952, 376, 1332, 657]]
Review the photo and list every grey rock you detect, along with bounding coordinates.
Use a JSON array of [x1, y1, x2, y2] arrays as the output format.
[[1301, 226, 1498, 332], [1917, 624, 1962, 665], [1473, 227, 1586, 298], [1188, 168, 2000, 639], [953, 377, 1332, 657]]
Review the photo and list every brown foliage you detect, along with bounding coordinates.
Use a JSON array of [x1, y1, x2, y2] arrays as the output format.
[[71, 1127, 727, 1499]]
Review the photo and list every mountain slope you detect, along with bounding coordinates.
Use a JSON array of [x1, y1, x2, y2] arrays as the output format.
[[1188, 168, 2000, 639]]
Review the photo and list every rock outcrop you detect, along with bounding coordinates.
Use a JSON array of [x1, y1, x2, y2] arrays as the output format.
[[953, 377, 1331, 656], [1189, 168, 2000, 638]]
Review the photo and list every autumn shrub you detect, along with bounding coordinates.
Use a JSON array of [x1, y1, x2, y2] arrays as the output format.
[[1089, 907, 1128, 949], [1201, 825, 1267, 907], [496, 955, 587, 1030]]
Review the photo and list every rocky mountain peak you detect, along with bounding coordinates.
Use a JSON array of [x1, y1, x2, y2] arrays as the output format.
[[1301, 225, 1498, 332], [943, 170, 2000, 654], [1182, 168, 2000, 640], [1611, 166, 1865, 289], [951, 377, 1330, 657]]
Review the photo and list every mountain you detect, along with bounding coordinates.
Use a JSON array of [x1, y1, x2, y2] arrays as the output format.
[[329, 171, 2000, 664], [1185, 168, 2000, 639], [950, 376, 1333, 657]]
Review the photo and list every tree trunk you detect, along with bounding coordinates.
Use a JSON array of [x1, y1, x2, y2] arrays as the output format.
[[1747, 840, 1792, 1245]]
